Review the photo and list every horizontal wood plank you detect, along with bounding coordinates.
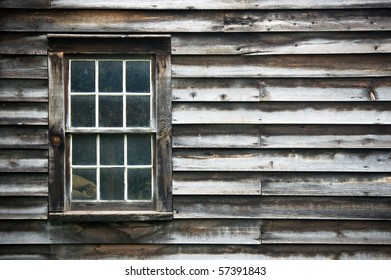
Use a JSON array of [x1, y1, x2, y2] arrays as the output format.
[[0, 10, 224, 33], [0, 197, 47, 220], [0, 174, 48, 196], [173, 32, 391, 55], [174, 172, 262, 195], [261, 173, 391, 196], [0, 0, 49, 8], [172, 78, 391, 102], [0, 79, 48, 102], [0, 56, 47, 79], [0, 220, 261, 245], [0, 150, 48, 173], [174, 172, 391, 197], [0, 33, 47, 55], [50, 0, 391, 10], [261, 220, 391, 244], [2, 243, 389, 260], [47, 244, 391, 260], [0, 10, 389, 33], [0, 126, 48, 149], [0, 103, 48, 125], [174, 196, 391, 219], [172, 55, 391, 78], [173, 149, 391, 172], [224, 9, 391, 32], [173, 125, 391, 149], [173, 103, 391, 125]]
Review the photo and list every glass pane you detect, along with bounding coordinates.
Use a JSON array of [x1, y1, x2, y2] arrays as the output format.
[[100, 134, 124, 165], [72, 169, 97, 200], [127, 168, 152, 200], [99, 61, 123, 93], [126, 61, 150, 93], [99, 96, 123, 127], [127, 134, 151, 165], [100, 168, 124, 200], [71, 61, 95, 93], [126, 96, 150, 127], [71, 96, 95, 127], [72, 134, 96, 165]]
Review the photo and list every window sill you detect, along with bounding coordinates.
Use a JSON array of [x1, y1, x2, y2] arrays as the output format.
[[49, 210, 173, 222]]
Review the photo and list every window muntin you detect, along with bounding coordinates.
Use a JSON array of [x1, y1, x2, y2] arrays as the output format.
[[68, 58, 154, 204]]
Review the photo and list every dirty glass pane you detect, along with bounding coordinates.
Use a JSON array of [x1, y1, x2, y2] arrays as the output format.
[[99, 96, 123, 127], [71, 96, 95, 127], [126, 96, 150, 127], [99, 61, 123, 93], [71, 61, 95, 93], [127, 168, 152, 200], [127, 134, 151, 165], [100, 134, 124, 165], [72, 169, 97, 200], [100, 168, 124, 200], [72, 134, 96, 165], [126, 61, 150, 93]]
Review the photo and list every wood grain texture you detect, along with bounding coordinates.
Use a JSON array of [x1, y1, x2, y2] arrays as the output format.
[[50, 0, 391, 10], [0, 33, 47, 55], [173, 149, 391, 172], [0, 103, 48, 125], [0, 197, 47, 220], [261, 220, 391, 244], [46, 244, 391, 259], [172, 55, 391, 78], [224, 9, 391, 32], [0, 10, 224, 33], [0, 56, 47, 79], [48, 52, 66, 212], [173, 103, 391, 125], [0, 9, 389, 33], [174, 172, 391, 197], [173, 32, 391, 55], [0, 126, 48, 149], [0, 220, 261, 245], [0, 0, 49, 8], [173, 124, 391, 149], [0, 79, 48, 102], [174, 196, 391, 220], [172, 78, 391, 102], [0, 150, 48, 173], [0, 174, 48, 196], [174, 172, 262, 195]]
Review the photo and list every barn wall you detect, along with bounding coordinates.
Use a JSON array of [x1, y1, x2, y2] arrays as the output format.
[[0, 1, 391, 259]]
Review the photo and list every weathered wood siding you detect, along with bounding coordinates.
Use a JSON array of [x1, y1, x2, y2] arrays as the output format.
[[0, 1, 391, 259]]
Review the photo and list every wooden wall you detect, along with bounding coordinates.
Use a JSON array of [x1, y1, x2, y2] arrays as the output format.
[[1, 0, 391, 259]]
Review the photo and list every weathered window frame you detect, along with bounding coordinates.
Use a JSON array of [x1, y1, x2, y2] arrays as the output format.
[[48, 35, 172, 221]]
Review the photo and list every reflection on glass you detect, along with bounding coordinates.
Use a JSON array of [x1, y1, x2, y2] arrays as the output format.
[[126, 61, 150, 93], [127, 134, 151, 165], [72, 169, 96, 200], [71, 61, 95, 92], [99, 96, 123, 127], [100, 168, 124, 200], [127, 168, 152, 200], [72, 134, 96, 165], [100, 134, 124, 165], [71, 96, 95, 127], [99, 61, 123, 93], [126, 96, 150, 127]]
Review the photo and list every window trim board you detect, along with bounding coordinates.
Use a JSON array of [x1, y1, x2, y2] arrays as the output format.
[[48, 35, 172, 219]]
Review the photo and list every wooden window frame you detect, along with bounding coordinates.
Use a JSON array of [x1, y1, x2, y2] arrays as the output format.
[[48, 35, 172, 221]]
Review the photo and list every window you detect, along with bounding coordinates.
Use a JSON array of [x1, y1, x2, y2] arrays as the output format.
[[48, 35, 172, 221]]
